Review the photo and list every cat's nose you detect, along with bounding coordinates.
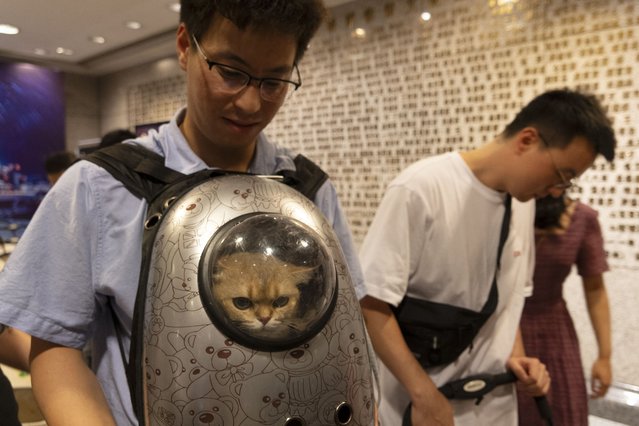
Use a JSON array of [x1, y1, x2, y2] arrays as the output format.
[[259, 316, 271, 325]]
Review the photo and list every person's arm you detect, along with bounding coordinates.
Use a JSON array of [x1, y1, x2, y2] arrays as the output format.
[[508, 328, 551, 396], [582, 274, 612, 398], [361, 296, 454, 426], [30, 337, 116, 426], [0, 327, 31, 371]]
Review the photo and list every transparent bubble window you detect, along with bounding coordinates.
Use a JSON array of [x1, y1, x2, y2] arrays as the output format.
[[199, 213, 337, 351]]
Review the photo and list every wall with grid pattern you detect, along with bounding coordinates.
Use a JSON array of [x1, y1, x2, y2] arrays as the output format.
[[104, 0, 639, 385]]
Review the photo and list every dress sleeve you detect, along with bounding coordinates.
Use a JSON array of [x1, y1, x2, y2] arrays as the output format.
[[576, 206, 609, 277]]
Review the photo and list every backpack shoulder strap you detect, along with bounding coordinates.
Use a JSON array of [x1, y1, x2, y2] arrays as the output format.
[[83, 144, 185, 203], [281, 154, 329, 200]]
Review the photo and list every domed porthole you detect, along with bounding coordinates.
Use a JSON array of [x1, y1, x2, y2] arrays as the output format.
[[199, 213, 337, 351]]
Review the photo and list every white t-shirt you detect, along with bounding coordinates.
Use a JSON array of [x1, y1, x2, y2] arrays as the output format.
[[360, 152, 534, 426]]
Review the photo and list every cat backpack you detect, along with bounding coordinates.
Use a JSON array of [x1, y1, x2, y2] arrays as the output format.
[[86, 143, 377, 426]]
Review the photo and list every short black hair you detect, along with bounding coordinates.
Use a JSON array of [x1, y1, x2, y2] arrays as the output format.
[[44, 151, 77, 174], [503, 89, 616, 162], [180, 0, 326, 63], [99, 129, 136, 149]]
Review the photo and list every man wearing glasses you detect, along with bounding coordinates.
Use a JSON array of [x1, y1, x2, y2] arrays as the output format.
[[360, 89, 616, 426], [0, 1, 369, 425]]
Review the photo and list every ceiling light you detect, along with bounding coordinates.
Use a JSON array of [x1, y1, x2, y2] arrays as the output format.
[[126, 21, 142, 30], [169, 2, 181, 13], [420, 11, 432, 22], [91, 36, 106, 44], [34, 48, 47, 56], [351, 27, 366, 39], [55, 47, 74, 56], [0, 24, 19, 35]]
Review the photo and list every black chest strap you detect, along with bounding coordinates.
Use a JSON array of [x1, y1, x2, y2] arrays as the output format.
[[84, 143, 328, 202]]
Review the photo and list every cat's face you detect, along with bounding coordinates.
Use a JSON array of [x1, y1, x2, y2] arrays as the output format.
[[212, 252, 314, 337]]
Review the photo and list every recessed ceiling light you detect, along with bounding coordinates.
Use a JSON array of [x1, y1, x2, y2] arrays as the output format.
[[34, 48, 47, 56], [169, 2, 180, 13], [126, 21, 142, 30], [0, 24, 19, 35], [55, 47, 74, 56], [420, 11, 432, 22], [91, 36, 106, 44]]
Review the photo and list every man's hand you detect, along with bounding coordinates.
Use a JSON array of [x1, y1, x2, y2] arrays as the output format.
[[410, 388, 454, 426], [507, 356, 550, 396], [361, 296, 455, 425]]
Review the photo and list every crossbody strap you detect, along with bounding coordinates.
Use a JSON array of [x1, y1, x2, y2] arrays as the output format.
[[479, 194, 512, 316]]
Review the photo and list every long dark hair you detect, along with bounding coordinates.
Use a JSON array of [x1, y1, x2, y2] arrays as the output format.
[[535, 194, 568, 230]]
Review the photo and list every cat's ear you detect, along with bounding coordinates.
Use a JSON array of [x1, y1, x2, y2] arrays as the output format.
[[215, 255, 235, 271], [288, 265, 317, 283]]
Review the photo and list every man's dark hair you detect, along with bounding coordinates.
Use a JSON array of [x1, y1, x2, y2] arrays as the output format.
[[99, 129, 136, 149], [44, 151, 77, 175], [180, 0, 326, 63], [503, 89, 616, 162]]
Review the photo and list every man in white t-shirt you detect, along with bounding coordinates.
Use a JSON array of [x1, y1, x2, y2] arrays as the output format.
[[360, 89, 617, 425]]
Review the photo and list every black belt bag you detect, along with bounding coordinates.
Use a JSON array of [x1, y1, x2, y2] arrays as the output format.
[[393, 195, 512, 368], [393, 294, 494, 367]]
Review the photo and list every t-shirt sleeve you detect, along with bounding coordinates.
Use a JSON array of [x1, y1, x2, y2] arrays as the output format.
[[0, 162, 101, 349], [359, 185, 426, 306]]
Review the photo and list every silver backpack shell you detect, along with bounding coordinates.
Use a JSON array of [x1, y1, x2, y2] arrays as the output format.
[[139, 174, 376, 426]]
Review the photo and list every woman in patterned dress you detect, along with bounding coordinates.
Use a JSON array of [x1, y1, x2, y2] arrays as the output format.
[[517, 194, 612, 425]]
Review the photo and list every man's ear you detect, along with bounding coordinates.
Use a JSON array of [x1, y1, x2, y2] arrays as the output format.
[[176, 23, 190, 70], [514, 127, 540, 155]]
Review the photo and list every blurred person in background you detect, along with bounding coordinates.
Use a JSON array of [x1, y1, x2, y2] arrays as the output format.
[[0, 325, 30, 426], [44, 151, 77, 185], [518, 193, 612, 426], [98, 129, 136, 149]]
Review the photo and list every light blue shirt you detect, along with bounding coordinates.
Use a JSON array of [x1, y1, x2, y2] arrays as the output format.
[[0, 108, 364, 425]]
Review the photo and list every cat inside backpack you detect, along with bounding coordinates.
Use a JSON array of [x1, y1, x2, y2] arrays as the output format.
[[212, 252, 316, 338]]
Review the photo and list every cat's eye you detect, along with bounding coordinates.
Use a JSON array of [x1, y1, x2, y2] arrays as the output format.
[[233, 297, 252, 310], [272, 296, 290, 308]]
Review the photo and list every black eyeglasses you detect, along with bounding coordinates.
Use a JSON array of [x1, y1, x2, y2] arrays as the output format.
[[538, 132, 577, 190], [192, 37, 301, 103]]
